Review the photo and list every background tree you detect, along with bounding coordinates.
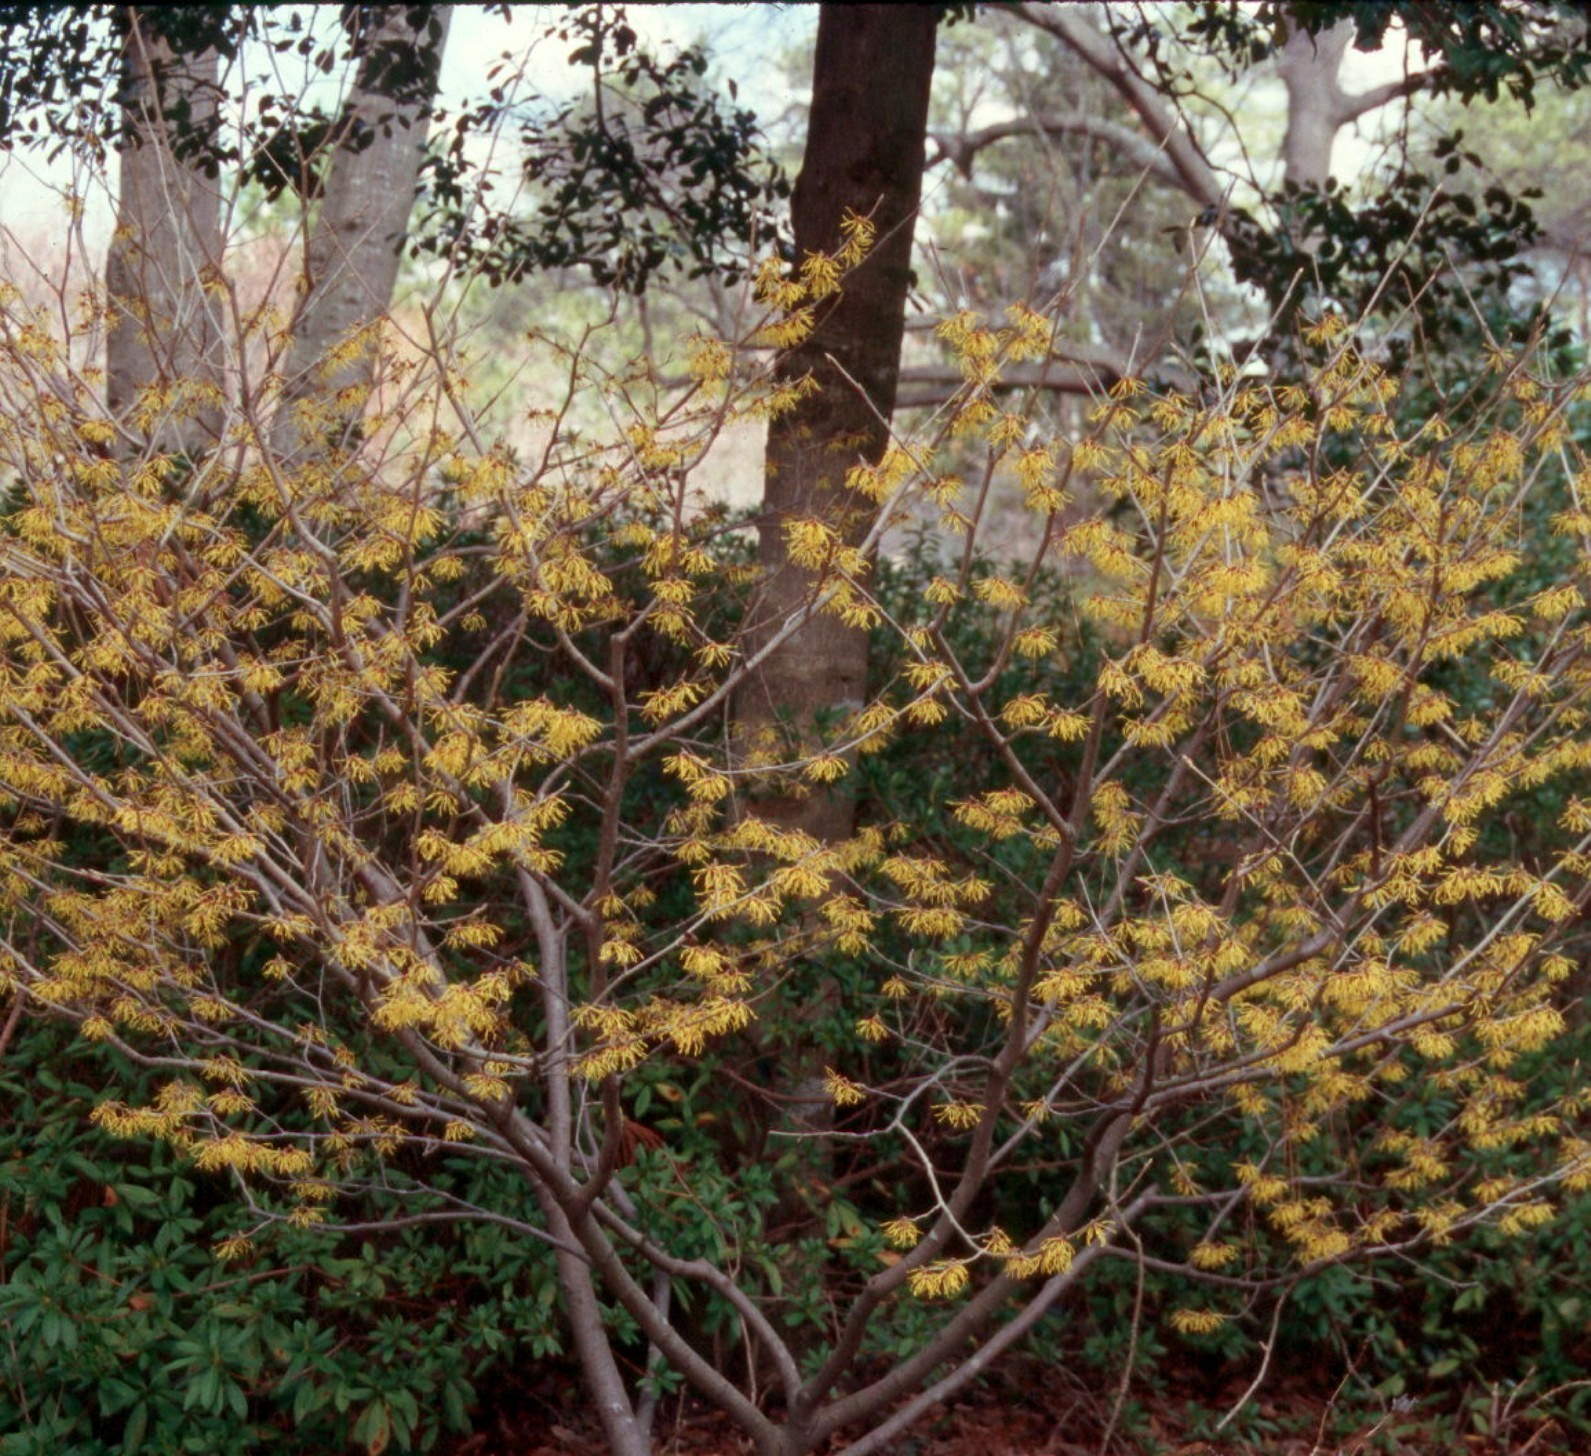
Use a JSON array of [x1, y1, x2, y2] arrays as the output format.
[[909, 3, 1588, 389], [270, 4, 450, 462], [104, 9, 224, 455]]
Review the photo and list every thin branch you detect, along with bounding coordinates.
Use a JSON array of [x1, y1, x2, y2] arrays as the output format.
[[0, 989, 22, 1065]]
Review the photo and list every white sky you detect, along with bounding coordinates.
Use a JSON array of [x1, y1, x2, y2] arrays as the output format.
[[441, 4, 814, 114]]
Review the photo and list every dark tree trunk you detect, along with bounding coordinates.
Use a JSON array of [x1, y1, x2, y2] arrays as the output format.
[[1276, 19, 1354, 190], [734, 1, 938, 1305], [739, 4, 938, 845]]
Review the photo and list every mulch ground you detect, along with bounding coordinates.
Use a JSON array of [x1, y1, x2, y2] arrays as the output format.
[[439, 1357, 1578, 1456]]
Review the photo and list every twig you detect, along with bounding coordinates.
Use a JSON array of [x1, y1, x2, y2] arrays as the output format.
[[1216, 1293, 1287, 1431], [1100, 1217, 1148, 1454], [0, 990, 23, 1065]]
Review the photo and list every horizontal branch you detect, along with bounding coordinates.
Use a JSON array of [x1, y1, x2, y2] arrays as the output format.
[[928, 112, 1184, 187], [1337, 70, 1426, 124], [897, 350, 1196, 408]]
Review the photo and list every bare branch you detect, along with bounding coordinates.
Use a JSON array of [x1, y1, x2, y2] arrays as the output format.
[[1010, 2, 1226, 213], [929, 112, 1183, 186]]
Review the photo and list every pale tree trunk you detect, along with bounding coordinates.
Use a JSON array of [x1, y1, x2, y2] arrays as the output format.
[[545, 1204, 652, 1456], [1012, 4, 1419, 284], [1276, 16, 1421, 194], [272, 5, 450, 463], [1276, 20, 1355, 191], [105, 10, 224, 456], [1272, 17, 1417, 295]]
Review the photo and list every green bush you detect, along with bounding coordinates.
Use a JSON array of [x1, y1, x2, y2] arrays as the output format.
[[0, 1018, 555, 1454]]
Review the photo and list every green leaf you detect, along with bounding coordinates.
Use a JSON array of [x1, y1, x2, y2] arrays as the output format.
[[120, 1401, 148, 1456], [442, 1378, 472, 1432], [353, 1400, 392, 1456], [110, 1183, 161, 1210], [293, 1376, 329, 1424]]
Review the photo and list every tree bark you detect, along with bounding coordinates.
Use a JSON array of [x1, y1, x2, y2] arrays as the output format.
[[738, 3, 938, 845], [1276, 20, 1355, 190], [105, 10, 224, 456], [272, 5, 450, 463], [545, 1200, 652, 1456], [1276, 16, 1424, 191], [732, 0, 937, 1325]]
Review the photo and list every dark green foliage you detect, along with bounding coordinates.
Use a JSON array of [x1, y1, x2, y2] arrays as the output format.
[[1225, 157, 1541, 360], [1174, 2, 1591, 106], [0, 7, 442, 173], [0, 4, 781, 295], [0, 1018, 561, 1454], [417, 8, 787, 291]]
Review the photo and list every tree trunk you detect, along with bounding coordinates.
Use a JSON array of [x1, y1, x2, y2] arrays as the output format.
[[544, 1200, 652, 1456], [739, 3, 938, 845], [735, 0, 937, 1305], [1276, 19, 1354, 191], [272, 4, 450, 463], [105, 10, 224, 456]]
